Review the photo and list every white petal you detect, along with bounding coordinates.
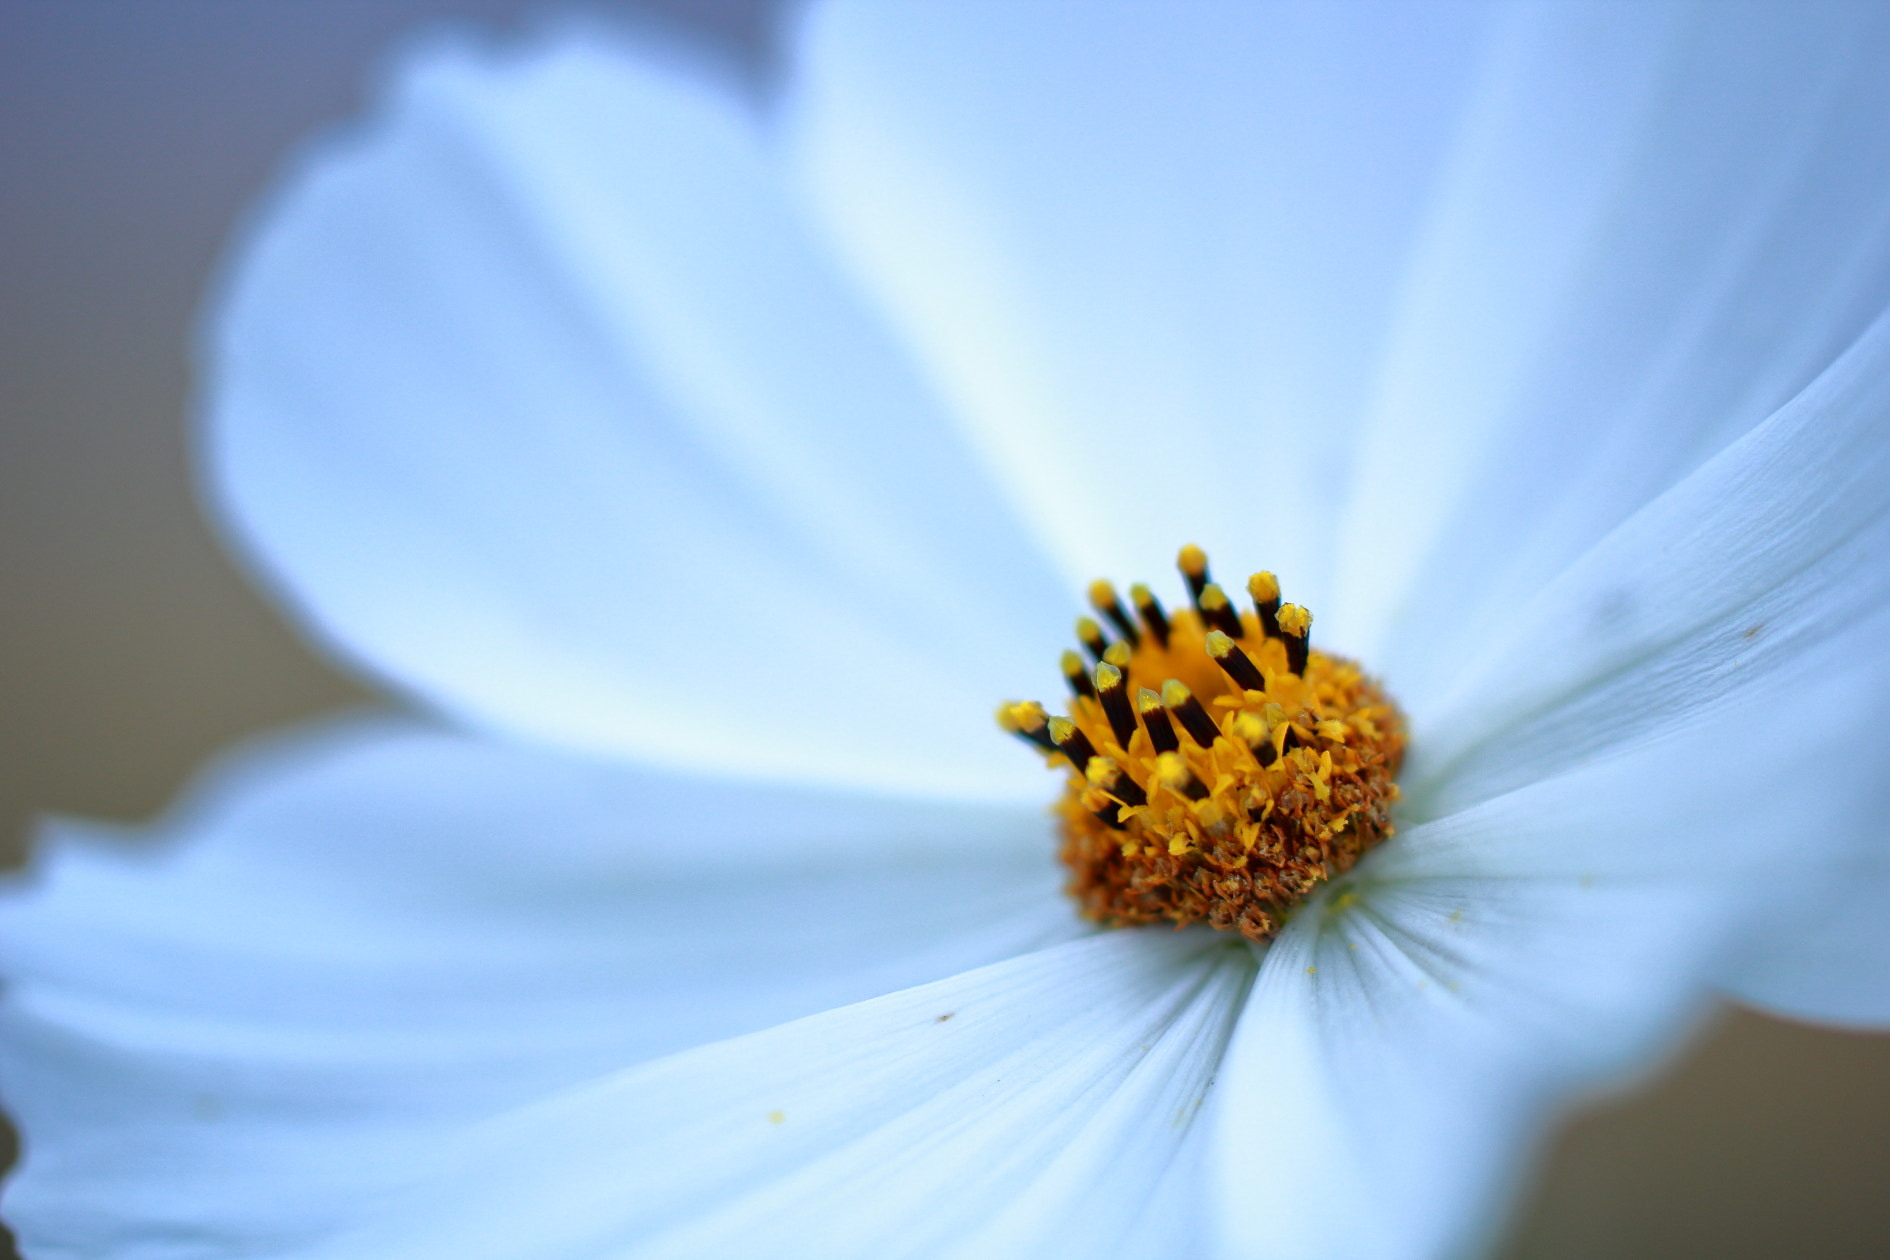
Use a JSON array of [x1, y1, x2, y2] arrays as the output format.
[[203, 30, 1068, 801], [306, 931, 1252, 1260], [787, 0, 1504, 610], [1338, 3, 1890, 670], [1211, 665, 1881, 1260], [1718, 833, 1890, 1030], [0, 717, 1078, 1256], [1206, 306, 1890, 1258], [789, 2, 1890, 638], [1406, 305, 1890, 818]]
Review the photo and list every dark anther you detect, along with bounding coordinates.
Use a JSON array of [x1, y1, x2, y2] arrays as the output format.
[[1087, 756, 1147, 808], [1199, 584, 1245, 639], [1161, 679, 1221, 749], [1247, 571, 1282, 639], [1278, 604, 1312, 676], [1094, 662, 1139, 748], [1205, 630, 1267, 693], [1232, 712, 1277, 767], [1284, 633, 1309, 677], [996, 701, 1056, 752], [1076, 616, 1110, 664], [1156, 751, 1210, 801], [1082, 787, 1126, 830], [1088, 580, 1141, 649], [1061, 649, 1098, 700], [1049, 716, 1097, 773], [1136, 687, 1180, 754], [1178, 544, 1211, 610], [1129, 582, 1171, 649]]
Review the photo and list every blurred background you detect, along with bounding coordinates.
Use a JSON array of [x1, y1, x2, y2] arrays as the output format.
[[1, 2, 1886, 1256]]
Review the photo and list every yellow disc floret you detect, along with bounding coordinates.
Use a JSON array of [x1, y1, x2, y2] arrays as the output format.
[[999, 546, 1406, 943]]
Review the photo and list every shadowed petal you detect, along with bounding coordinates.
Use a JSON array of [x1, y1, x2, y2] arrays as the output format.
[[1339, 3, 1890, 676], [304, 931, 1252, 1260], [788, 0, 1495, 609], [788, 1, 1890, 665], [1405, 307, 1890, 818], [1211, 659, 1883, 1260], [0, 716, 1079, 1257], [1718, 835, 1890, 1030], [204, 30, 1068, 802]]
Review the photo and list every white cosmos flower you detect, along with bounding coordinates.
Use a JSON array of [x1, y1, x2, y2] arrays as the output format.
[[7, 3, 1890, 1258]]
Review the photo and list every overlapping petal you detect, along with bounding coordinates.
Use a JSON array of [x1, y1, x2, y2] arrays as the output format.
[[787, 0, 1890, 691], [302, 930, 1250, 1260], [203, 30, 1070, 803], [788, 0, 1495, 609], [1218, 303, 1890, 1260], [0, 716, 1079, 1256], [1718, 837, 1890, 1030], [1405, 308, 1890, 817], [1344, 2, 1890, 691], [11, 3, 1889, 1258], [1214, 653, 1884, 1260]]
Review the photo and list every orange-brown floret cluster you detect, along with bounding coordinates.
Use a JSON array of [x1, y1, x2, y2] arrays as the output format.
[[998, 546, 1406, 943]]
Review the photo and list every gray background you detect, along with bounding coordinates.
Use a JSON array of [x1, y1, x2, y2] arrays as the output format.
[[2, 2, 1886, 1256]]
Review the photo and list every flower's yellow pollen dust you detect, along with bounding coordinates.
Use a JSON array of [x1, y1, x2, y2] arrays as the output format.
[[997, 546, 1406, 943]]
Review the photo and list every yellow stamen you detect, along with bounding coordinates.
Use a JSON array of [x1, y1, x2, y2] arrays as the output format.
[[1178, 543, 1211, 609], [1205, 630, 1267, 693], [1060, 649, 1096, 700], [995, 700, 1047, 735], [1093, 661, 1137, 748], [999, 546, 1406, 944], [1247, 570, 1282, 637], [995, 700, 1056, 752], [1155, 750, 1208, 801], [1087, 579, 1142, 648], [1198, 583, 1244, 639], [1136, 686, 1180, 754], [1162, 678, 1222, 749], [1129, 582, 1172, 648], [1277, 603, 1313, 675]]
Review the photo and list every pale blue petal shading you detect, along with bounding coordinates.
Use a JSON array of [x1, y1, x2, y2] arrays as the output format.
[[788, 0, 1498, 613], [304, 931, 1251, 1260], [788, 0, 1890, 690], [81, 6, 1890, 1259], [1405, 307, 1890, 818], [1211, 657, 1884, 1260], [203, 30, 1069, 802], [1355, 3, 1890, 704], [1720, 835, 1890, 1030], [0, 716, 1078, 1257]]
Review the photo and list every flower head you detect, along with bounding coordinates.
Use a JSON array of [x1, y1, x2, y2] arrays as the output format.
[[1014, 549, 1407, 942], [7, 5, 1890, 1259]]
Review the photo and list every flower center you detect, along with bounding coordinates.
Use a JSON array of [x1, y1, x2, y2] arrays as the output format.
[[999, 546, 1406, 943]]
